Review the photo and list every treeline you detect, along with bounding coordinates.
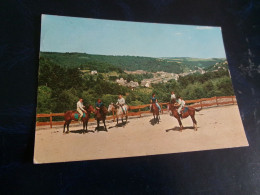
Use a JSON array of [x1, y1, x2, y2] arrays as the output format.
[[163, 57, 226, 71], [40, 52, 185, 73]]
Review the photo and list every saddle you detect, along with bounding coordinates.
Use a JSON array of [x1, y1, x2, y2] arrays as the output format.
[[74, 112, 86, 119], [181, 107, 188, 114]]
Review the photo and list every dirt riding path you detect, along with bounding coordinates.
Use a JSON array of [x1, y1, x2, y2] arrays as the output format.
[[34, 105, 248, 163]]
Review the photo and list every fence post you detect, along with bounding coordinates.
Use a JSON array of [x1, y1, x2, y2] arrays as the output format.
[[232, 96, 234, 104], [50, 112, 53, 128], [200, 100, 202, 109], [216, 96, 218, 106]]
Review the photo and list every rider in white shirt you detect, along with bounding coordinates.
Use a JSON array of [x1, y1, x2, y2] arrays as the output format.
[[116, 94, 127, 114], [171, 91, 176, 99], [177, 96, 185, 117], [170, 91, 176, 103], [77, 98, 86, 121]]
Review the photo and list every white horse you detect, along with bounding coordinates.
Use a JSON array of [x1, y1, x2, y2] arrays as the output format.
[[108, 103, 128, 125]]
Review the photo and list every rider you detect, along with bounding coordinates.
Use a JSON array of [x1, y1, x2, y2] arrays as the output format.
[[169, 91, 176, 115], [116, 94, 127, 114], [150, 93, 161, 113], [170, 91, 176, 103], [95, 98, 104, 119], [176, 96, 185, 118], [77, 98, 86, 122]]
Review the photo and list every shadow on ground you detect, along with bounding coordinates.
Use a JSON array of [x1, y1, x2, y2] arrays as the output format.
[[95, 126, 108, 132], [165, 126, 198, 132], [149, 117, 160, 126], [69, 129, 95, 134], [108, 121, 129, 129]]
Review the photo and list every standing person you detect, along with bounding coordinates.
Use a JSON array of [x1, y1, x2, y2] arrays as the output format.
[[170, 91, 176, 103], [77, 98, 86, 122], [95, 98, 104, 119], [150, 93, 161, 112], [177, 96, 185, 118], [116, 94, 127, 114]]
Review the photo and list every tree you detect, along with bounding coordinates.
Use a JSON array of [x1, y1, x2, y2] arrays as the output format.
[[216, 77, 234, 96], [37, 86, 53, 113]]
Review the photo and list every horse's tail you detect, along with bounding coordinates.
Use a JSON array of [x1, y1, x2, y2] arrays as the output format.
[[195, 108, 202, 112]]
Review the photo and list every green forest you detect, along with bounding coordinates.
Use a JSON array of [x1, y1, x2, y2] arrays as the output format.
[[40, 52, 226, 73], [37, 53, 234, 118]]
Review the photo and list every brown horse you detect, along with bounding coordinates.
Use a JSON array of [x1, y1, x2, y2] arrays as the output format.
[[63, 105, 95, 134], [95, 106, 108, 131], [168, 100, 201, 131], [151, 103, 160, 124]]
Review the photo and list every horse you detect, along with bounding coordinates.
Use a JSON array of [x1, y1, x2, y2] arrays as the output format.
[[63, 105, 95, 134], [168, 99, 201, 131], [108, 103, 128, 125], [151, 103, 160, 124], [95, 106, 108, 131]]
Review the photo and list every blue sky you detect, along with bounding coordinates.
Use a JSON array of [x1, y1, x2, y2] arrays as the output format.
[[40, 14, 226, 58]]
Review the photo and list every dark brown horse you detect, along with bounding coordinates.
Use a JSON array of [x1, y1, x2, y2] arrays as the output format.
[[151, 103, 160, 124], [169, 100, 201, 131], [95, 106, 108, 131], [63, 105, 95, 134]]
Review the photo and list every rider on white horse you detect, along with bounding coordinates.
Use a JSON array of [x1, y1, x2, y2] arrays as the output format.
[[116, 94, 127, 114]]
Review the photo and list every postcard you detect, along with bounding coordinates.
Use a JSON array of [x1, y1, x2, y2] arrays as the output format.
[[34, 14, 248, 164]]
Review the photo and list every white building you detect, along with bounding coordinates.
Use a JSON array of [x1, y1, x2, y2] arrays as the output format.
[[91, 70, 98, 75]]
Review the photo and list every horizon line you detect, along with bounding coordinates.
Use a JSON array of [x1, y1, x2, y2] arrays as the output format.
[[40, 51, 226, 59]]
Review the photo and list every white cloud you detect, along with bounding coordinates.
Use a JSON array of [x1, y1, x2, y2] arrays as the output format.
[[196, 26, 214, 30]]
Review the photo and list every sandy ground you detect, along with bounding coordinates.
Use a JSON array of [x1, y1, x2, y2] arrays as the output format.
[[34, 105, 249, 164]]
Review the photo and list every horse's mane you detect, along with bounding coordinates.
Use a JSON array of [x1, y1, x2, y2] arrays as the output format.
[[100, 106, 108, 114]]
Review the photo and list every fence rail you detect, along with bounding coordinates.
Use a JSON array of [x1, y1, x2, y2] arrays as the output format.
[[36, 96, 236, 128]]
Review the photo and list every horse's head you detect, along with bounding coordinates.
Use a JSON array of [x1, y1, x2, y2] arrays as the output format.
[[87, 105, 95, 113], [108, 103, 115, 112], [168, 102, 179, 110], [171, 98, 176, 104]]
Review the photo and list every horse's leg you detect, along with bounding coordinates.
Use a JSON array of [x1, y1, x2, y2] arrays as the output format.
[[190, 114, 197, 131], [63, 121, 67, 133], [157, 114, 159, 124], [67, 120, 71, 133], [176, 117, 183, 132], [85, 120, 88, 132], [117, 117, 118, 125], [103, 119, 107, 131], [121, 114, 124, 124], [83, 121, 86, 134], [96, 119, 99, 131], [125, 113, 128, 123]]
